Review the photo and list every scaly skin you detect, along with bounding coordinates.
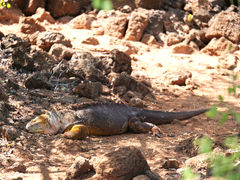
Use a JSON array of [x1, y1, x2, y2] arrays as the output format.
[[26, 103, 210, 139]]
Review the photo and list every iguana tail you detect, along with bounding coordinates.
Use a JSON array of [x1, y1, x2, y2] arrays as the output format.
[[141, 108, 210, 125]]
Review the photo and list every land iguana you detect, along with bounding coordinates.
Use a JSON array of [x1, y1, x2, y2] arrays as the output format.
[[26, 103, 210, 139]]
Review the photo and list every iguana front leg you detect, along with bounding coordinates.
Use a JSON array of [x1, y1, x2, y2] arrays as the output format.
[[63, 124, 89, 140], [128, 117, 162, 137]]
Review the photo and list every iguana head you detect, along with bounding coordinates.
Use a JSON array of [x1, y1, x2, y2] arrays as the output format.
[[26, 110, 59, 135]]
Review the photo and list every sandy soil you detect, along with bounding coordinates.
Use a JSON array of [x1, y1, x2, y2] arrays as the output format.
[[0, 22, 240, 180]]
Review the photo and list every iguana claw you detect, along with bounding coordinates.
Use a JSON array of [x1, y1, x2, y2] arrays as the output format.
[[151, 126, 162, 138]]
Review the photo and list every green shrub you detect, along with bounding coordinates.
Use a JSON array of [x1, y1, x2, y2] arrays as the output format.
[[0, 0, 11, 8], [92, 0, 112, 10]]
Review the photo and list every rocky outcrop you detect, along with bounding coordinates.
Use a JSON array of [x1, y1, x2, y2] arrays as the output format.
[[25, 72, 52, 90], [0, 31, 4, 39], [73, 81, 102, 99], [163, 8, 185, 34], [0, 125, 19, 141], [8, 0, 28, 10], [91, 146, 151, 179], [218, 54, 239, 70], [111, 49, 132, 74], [47, 0, 90, 18], [66, 146, 161, 179], [172, 44, 194, 54], [0, 101, 9, 124], [184, 29, 207, 49], [49, 44, 74, 61], [70, 13, 93, 29], [81, 37, 99, 45], [24, 0, 45, 15], [193, 8, 212, 29], [31, 7, 55, 24], [145, 10, 165, 38], [201, 37, 238, 56], [19, 17, 46, 34], [135, 0, 167, 9], [0, 89, 8, 102], [1, 34, 33, 71], [184, 0, 211, 14], [66, 156, 92, 179], [29, 48, 56, 72], [125, 11, 149, 41], [1, 34, 56, 72], [68, 51, 109, 84], [36, 31, 72, 51], [0, 8, 24, 24], [1, 34, 30, 52], [206, 10, 240, 43], [141, 33, 162, 47], [161, 68, 193, 86], [104, 11, 128, 39], [166, 32, 184, 46], [5, 162, 27, 173], [111, 72, 151, 98], [112, 0, 136, 10]]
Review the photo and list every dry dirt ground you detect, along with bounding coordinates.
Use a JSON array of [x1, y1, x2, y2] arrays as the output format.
[[1, 22, 240, 179]]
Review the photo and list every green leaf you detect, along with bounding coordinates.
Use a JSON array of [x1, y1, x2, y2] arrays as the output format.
[[228, 44, 233, 51], [0, 0, 11, 8], [233, 85, 237, 95], [182, 167, 200, 180], [92, 0, 101, 9], [224, 135, 238, 149], [211, 155, 235, 178], [220, 111, 228, 124], [187, 14, 193, 22], [228, 109, 233, 115], [195, 136, 213, 154], [6, 2, 11, 8], [206, 105, 218, 119], [235, 113, 240, 124], [228, 86, 236, 95], [92, 0, 112, 10], [233, 74, 238, 81], [101, 0, 112, 10], [218, 95, 224, 102]]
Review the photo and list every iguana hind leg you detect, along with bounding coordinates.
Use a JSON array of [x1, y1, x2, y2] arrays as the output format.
[[128, 117, 162, 137], [63, 124, 89, 140]]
